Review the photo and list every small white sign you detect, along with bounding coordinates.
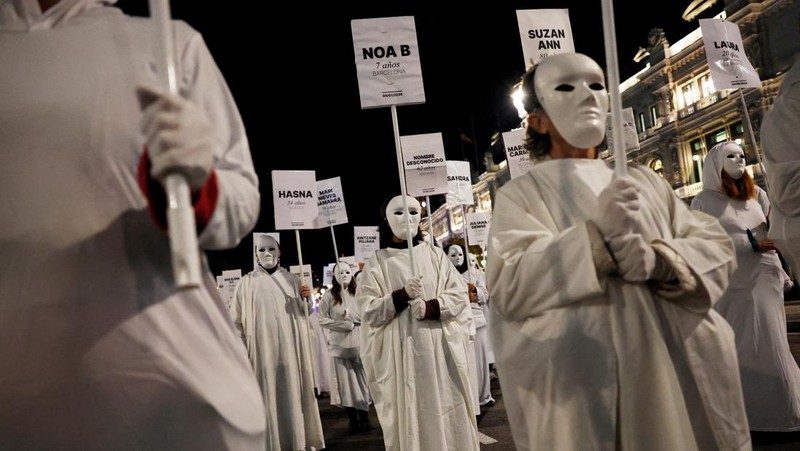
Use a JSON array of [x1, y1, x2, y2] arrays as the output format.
[[289, 264, 313, 285], [351, 16, 426, 109], [502, 128, 531, 179], [354, 226, 380, 264], [323, 263, 336, 287], [314, 177, 348, 228], [272, 170, 319, 230], [516, 9, 574, 69], [700, 18, 760, 89], [466, 211, 491, 246], [446, 160, 474, 206], [221, 269, 242, 311], [605, 107, 640, 154], [401, 132, 449, 197]]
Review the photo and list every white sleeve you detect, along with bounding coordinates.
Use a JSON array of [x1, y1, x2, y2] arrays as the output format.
[[176, 25, 259, 250]]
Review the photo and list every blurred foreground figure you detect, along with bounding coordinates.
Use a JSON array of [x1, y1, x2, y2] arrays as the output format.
[[760, 54, 800, 279], [230, 234, 325, 450], [487, 53, 750, 451], [0, 0, 266, 448], [692, 141, 800, 431]]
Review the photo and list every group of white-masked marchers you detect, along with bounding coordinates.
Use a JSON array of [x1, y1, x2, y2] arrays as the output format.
[[5, 0, 800, 449]]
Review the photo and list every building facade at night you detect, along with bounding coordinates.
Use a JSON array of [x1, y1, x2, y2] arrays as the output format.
[[423, 0, 800, 249]]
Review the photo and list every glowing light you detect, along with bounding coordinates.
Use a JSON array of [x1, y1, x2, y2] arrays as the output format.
[[511, 85, 527, 119]]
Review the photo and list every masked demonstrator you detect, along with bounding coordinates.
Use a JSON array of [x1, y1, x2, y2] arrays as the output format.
[[230, 234, 325, 450], [760, 56, 800, 279], [357, 195, 480, 451], [445, 243, 495, 409], [486, 53, 750, 451], [318, 261, 373, 434], [691, 141, 800, 431], [0, 0, 267, 448]]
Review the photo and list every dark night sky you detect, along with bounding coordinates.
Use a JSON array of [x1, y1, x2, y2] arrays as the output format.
[[117, 1, 724, 279]]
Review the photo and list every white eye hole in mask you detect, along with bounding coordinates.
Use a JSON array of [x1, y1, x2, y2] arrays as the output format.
[[721, 144, 746, 179], [447, 245, 465, 267], [385, 195, 421, 241], [534, 53, 609, 149], [255, 235, 280, 270], [334, 262, 352, 287]]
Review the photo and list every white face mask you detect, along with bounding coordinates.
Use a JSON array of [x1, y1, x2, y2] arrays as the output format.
[[447, 245, 465, 267], [334, 263, 352, 287], [722, 144, 746, 179], [385, 195, 421, 241], [255, 236, 280, 270], [534, 53, 609, 149], [468, 253, 478, 269]]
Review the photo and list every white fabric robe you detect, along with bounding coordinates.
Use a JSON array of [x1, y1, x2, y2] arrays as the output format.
[[692, 150, 800, 431], [0, 1, 265, 448], [357, 243, 480, 451], [460, 267, 493, 405], [761, 57, 800, 277], [308, 308, 332, 394], [230, 267, 325, 451], [318, 289, 371, 411], [487, 159, 750, 451]]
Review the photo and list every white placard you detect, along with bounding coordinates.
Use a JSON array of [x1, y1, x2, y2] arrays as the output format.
[[351, 16, 426, 109], [446, 160, 474, 206], [605, 107, 640, 154], [466, 211, 491, 246], [252, 232, 281, 270], [354, 226, 380, 263], [502, 128, 531, 179], [314, 177, 348, 228], [400, 132, 449, 196], [700, 18, 760, 89], [516, 9, 575, 69], [216, 275, 223, 291], [272, 170, 319, 230], [323, 263, 335, 287], [289, 264, 313, 284], [340, 256, 356, 267], [221, 269, 242, 311]]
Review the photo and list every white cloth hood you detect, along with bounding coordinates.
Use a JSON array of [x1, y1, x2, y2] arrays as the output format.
[[701, 141, 742, 194], [0, 0, 116, 32]]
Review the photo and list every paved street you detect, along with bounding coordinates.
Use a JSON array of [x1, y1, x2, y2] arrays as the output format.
[[321, 302, 800, 449]]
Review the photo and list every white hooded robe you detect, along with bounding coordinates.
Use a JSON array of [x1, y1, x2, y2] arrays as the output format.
[[487, 159, 750, 451], [357, 243, 480, 451], [691, 146, 800, 431], [230, 267, 325, 451], [0, 0, 265, 448]]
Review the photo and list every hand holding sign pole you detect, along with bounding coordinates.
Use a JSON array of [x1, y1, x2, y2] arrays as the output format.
[[351, 16, 426, 277], [272, 170, 318, 372], [699, 18, 770, 193], [147, 0, 202, 288], [600, 0, 627, 177]]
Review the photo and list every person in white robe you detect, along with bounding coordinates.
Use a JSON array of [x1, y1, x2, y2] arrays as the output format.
[[318, 261, 373, 433], [691, 141, 800, 431], [760, 54, 800, 279], [487, 52, 750, 451], [230, 234, 325, 450], [469, 253, 496, 370], [357, 195, 480, 451], [0, 0, 266, 448], [308, 300, 332, 397], [445, 243, 495, 408]]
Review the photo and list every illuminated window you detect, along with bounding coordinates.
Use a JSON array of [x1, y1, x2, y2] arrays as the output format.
[[650, 105, 658, 126], [638, 112, 646, 133], [681, 82, 698, 108], [699, 73, 715, 98]]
